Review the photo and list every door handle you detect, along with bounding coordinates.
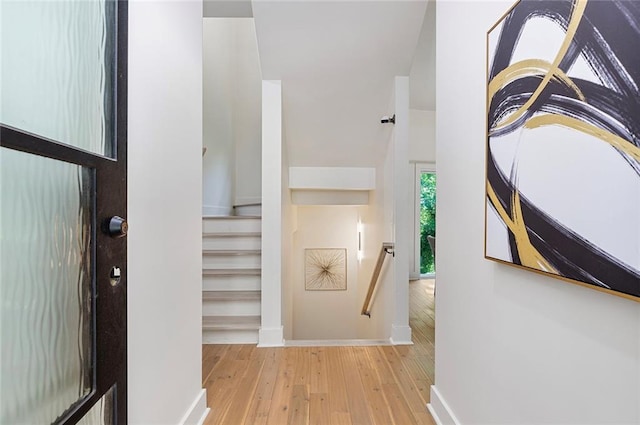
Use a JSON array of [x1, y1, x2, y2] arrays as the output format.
[[108, 216, 128, 238]]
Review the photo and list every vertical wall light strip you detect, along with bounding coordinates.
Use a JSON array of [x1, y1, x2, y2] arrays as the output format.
[[357, 221, 363, 261]]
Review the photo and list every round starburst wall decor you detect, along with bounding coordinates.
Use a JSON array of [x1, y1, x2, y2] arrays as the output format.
[[305, 248, 347, 291]]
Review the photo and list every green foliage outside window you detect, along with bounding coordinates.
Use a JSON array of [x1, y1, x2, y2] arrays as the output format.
[[420, 173, 436, 274]]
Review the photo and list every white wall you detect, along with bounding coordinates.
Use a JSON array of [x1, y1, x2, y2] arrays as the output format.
[[356, 140, 396, 340], [233, 20, 262, 206], [128, 1, 207, 424], [291, 206, 361, 340], [409, 109, 435, 163], [202, 18, 261, 215], [431, 2, 640, 424], [203, 19, 234, 216]]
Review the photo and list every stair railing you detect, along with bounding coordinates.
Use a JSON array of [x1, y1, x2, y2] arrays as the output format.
[[361, 242, 394, 317]]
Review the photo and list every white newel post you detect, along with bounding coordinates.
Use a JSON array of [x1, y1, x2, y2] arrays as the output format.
[[391, 76, 413, 345], [259, 80, 285, 346]]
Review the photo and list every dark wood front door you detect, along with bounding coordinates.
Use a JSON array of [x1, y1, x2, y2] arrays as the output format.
[[0, 1, 128, 423]]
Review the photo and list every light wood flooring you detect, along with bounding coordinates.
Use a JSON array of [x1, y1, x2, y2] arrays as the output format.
[[202, 279, 436, 425]]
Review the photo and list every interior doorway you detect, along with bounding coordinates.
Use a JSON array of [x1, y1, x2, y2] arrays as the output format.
[[415, 163, 436, 278]]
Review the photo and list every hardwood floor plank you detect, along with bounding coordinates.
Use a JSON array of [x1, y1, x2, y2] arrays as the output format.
[[382, 345, 428, 405], [309, 393, 331, 425], [288, 384, 310, 425], [266, 348, 296, 425], [293, 347, 312, 387], [357, 367, 394, 425], [309, 347, 329, 393], [326, 348, 350, 416], [368, 346, 397, 385], [244, 399, 271, 425], [339, 347, 374, 425], [207, 356, 251, 425], [330, 412, 353, 425], [244, 348, 282, 425], [382, 383, 419, 425], [236, 343, 255, 360], [202, 344, 229, 385], [220, 347, 266, 425]]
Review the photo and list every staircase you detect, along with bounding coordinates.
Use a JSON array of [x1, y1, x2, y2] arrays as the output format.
[[202, 216, 261, 344]]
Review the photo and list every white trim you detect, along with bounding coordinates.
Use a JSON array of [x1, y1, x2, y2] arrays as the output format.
[[284, 339, 390, 347], [234, 196, 262, 206], [390, 325, 413, 345], [411, 162, 420, 277], [427, 386, 461, 425], [421, 273, 435, 279], [202, 205, 233, 216], [258, 326, 284, 347], [178, 389, 209, 425]]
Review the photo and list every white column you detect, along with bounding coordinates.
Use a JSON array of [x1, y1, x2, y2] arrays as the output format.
[[391, 76, 412, 345], [259, 80, 284, 346]]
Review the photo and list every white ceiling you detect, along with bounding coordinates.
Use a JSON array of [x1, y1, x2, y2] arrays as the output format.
[[252, 0, 430, 167]]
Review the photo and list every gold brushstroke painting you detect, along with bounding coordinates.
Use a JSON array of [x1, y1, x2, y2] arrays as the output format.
[[486, 0, 640, 300]]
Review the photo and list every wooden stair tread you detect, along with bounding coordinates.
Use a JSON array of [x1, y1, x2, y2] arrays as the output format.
[[202, 268, 261, 276], [202, 290, 261, 301], [202, 249, 261, 256], [202, 315, 261, 330]]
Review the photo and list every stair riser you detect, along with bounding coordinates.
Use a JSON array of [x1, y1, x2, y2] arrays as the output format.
[[203, 255, 261, 268], [202, 329, 258, 344], [203, 275, 261, 291], [203, 300, 260, 316], [202, 218, 261, 234], [203, 236, 261, 250], [234, 205, 262, 217]]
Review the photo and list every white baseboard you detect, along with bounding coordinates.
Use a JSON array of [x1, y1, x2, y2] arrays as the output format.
[[258, 326, 284, 347], [285, 339, 390, 347], [409, 272, 421, 281], [178, 389, 209, 425], [390, 325, 413, 345], [427, 385, 461, 425], [202, 205, 233, 216]]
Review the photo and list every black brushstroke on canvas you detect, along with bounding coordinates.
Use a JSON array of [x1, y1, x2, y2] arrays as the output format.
[[487, 0, 640, 297]]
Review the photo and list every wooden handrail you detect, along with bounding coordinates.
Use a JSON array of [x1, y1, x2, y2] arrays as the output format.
[[361, 242, 394, 317]]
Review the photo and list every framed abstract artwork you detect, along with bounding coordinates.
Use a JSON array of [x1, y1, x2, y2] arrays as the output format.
[[305, 248, 347, 291], [486, 0, 640, 300]]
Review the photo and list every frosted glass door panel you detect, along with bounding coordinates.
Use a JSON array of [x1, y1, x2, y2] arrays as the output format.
[[77, 387, 115, 425], [0, 148, 93, 424], [0, 0, 116, 157]]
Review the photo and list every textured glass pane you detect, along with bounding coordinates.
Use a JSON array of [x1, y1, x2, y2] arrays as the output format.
[[77, 387, 115, 425], [0, 0, 116, 157], [0, 148, 92, 423]]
